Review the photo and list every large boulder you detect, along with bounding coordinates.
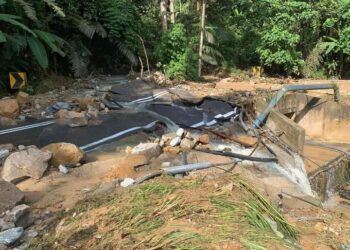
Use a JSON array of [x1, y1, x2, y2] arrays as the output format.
[[16, 92, 31, 106], [0, 116, 17, 127], [0, 99, 19, 119], [55, 110, 88, 127], [0, 179, 24, 213], [42, 143, 84, 167], [1, 148, 52, 183], [131, 143, 161, 159]]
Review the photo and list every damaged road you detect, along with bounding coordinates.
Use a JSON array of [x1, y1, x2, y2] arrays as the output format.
[[0, 79, 241, 152]]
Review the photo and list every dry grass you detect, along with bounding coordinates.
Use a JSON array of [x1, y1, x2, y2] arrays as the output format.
[[31, 175, 300, 250]]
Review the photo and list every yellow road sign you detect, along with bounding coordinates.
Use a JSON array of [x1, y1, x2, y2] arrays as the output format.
[[9, 72, 27, 89]]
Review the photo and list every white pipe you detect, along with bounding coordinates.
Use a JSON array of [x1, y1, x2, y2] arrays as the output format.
[[80, 121, 159, 151], [0, 120, 55, 135]]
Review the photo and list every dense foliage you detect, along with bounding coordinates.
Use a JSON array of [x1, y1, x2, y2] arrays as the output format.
[[1, 0, 350, 92]]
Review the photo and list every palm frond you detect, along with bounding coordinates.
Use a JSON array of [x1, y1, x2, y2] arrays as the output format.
[[0, 30, 6, 42], [12, 0, 38, 21], [202, 54, 218, 66], [71, 16, 107, 39], [34, 29, 66, 56], [117, 40, 138, 66], [205, 30, 215, 44], [27, 36, 49, 68], [42, 0, 65, 17], [68, 41, 91, 78], [0, 14, 37, 37]]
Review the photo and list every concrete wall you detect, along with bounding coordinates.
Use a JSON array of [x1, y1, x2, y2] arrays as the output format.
[[276, 93, 350, 143], [256, 98, 305, 154]]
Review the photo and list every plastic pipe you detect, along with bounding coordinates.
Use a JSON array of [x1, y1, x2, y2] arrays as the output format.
[[252, 84, 339, 129], [162, 162, 213, 175]]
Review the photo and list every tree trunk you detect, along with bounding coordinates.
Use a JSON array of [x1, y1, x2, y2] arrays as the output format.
[[161, 0, 168, 32], [170, 0, 175, 24], [198, 0, 206, 77]]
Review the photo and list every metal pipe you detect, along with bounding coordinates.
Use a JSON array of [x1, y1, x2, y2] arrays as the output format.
[[252, 84, 339, 129], [195, 149, 278, 163], [162, 162, 213, 175]]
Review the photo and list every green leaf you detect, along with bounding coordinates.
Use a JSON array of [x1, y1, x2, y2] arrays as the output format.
[[0, 14, 37, 37], [34, 30, 65, 56], [27, 37, 48, 68], [0, 30, 6, 42]]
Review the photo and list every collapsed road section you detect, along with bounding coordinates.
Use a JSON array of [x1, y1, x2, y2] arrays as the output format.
[[1, 78, 350, 249]]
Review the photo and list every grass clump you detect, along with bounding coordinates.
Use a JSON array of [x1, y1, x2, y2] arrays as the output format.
[[33, 176, 299, 249]]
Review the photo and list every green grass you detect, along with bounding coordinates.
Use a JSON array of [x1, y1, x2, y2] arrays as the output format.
[[32, 176, 300, 249]]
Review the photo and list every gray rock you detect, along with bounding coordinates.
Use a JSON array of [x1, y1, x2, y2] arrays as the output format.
[[0, 145, 14, 152], [0, 219, 15, 231], [14, 212, 34, 229], [23, 229, 38, 241], [0, 117, 17, 127], [0, 227, 23, 246], [0, 150, 9, 160], [5, 205, 30, 223], [58, 165, 69, 174], [170, 137, 181, 147], [180, 138, 195, 150], [176, 128, 185, 138], [0, 179, 24, 213], [131, 143, 161, 159], [17, 146, 25, 151], [1, 148, 52, 183], [120, 178, 135, 188], [55, 110, 88, 127]]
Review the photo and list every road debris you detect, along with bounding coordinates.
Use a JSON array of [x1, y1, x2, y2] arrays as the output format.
[[2, 148, 52, 182]]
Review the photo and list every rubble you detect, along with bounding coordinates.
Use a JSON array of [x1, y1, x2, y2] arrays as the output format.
[[0, 179, 24, 213], [42, 143, 84, 167], [16, 92, 31, 107], [59, 164, 69, 174], [176, 128, 185, 138], [180, 138, 195, 150], [0, 150, 9, 161], [0, 116, 17, 127], [0, 218, 14, 232], [170, 137, 181, 147], [198, 134, 210, 144], [0, 227, 23, 246], [1, 148, 52, 182], [131, 143, 161, 159], [0, 99, 19, 119], [120, 178, 135, 187], [4, 205, 30, 223], [55, 109, 88, 127], [74, 96, 97, 111]]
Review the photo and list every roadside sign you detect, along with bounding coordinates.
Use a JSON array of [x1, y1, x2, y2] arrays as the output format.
[[9, 72, 27, 89]]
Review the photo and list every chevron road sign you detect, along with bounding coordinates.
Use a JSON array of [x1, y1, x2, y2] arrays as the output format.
[[9, 72, 27, 89]]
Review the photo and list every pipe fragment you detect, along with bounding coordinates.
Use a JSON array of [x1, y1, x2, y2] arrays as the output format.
[[253, 83, 340, 129]]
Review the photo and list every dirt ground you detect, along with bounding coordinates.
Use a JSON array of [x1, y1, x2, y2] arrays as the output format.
[[6, 74, 350, 249]]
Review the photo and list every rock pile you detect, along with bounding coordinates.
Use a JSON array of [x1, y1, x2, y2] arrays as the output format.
[[159, 128, 211, 155]]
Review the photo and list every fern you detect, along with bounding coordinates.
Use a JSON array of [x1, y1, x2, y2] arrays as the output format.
[[71, 16, 107, 39], [12, 0, 38, 21], [68, 41, 91, 78], [42, 0, 65, 17], [117, 40, 138, 66]]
